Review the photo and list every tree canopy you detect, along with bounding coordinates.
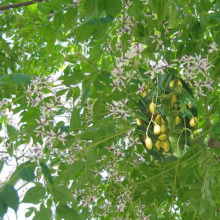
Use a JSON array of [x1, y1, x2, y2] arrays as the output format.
[[0, 0, 220, 219]]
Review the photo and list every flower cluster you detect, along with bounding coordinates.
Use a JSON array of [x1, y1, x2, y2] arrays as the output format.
[[108, 98, 130, 120], [34, 114, 67, 145], [25, 76, 52, 107], [117, 187, 132, 213], [135, 202, 151, 220], [175, 54, 214, 99], [142, 54, 215, 100]]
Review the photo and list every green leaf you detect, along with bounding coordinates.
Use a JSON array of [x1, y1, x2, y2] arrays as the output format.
[[3, 161, 34, 186], [19, 167, 35, 182], [73, 86, 80, 101], [64, 8, 78, 32], [56, 89, 68, 97], [84, 0, 98, 18], [40, 162, 54, 185], [93, 96, 103, 119], [59, 161, 85, 181], [212, 121, 220, 133], [74, 23, 97, 42], [12, 73, 30, 85], [169, 129, 184, 158], [157, 0, 169, 22], [2, 185, 19, 212], [57, 204, 81, 220], [51, 186, 73, 203], [33, 207, 51, 220], [7, 125, 18, 140], [105, 0, 122, 17], [81, 84, 91, 107], [169, 2, 177, 25], [0, 160, 3, 174], [0, 192, 7, 219], [22, 186, 46, 204], [70, 107, 81, 129]]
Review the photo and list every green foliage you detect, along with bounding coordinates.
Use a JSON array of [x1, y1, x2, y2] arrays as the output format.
[[0, 0, 220, 219]]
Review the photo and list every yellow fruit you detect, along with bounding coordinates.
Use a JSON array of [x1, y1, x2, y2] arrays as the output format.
[[145, 137, 152, 150], [155, 140, 161, 150], [170, 95, 177, 107], [158, 134, 168, 141], [175, 115, 181, 125], [193, 130, 197, 134], [154, 124, 161, 135], [155, 114, 161, 125], [145, 85, 148, 90], [161, 117, 165, 125], [188, 101, 193, 109], [163, 141, 170, 152], [190, 133, 194, 139], [160, 124, 167, 133], [177, 79, 182, 87], [169, 80, 175, 89], [149, 102, 155, 114], [141, 90, 148, 98], [189, 117, 197, 127], [137, 117, 142, 126]]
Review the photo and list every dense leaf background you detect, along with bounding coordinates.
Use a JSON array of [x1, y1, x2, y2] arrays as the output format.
[[0, 0, 220, 219]]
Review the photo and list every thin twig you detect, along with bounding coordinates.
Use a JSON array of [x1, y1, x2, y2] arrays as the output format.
[[0, 0, 45, 11]]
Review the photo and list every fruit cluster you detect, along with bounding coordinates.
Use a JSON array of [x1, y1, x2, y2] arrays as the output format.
[[137, 75, 198, 162]]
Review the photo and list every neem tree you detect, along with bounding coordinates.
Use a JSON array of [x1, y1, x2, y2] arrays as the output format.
[[0, 0, 220, 219]]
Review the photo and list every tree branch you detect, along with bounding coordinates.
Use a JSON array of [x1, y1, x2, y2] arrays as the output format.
[[0, 0, 45, 11]]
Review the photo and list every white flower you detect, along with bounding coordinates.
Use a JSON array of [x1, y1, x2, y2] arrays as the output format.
[[208, 42, 218, 53]]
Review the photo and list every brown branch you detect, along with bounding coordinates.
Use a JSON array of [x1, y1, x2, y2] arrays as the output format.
[[208, 138, 220, 148], [0, 0, 45, 11]]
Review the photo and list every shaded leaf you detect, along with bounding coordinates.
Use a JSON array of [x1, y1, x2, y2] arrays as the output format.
[[70, 107, 81, 129], [40, 162, 54, 185], [81, 84, 91, 107], [22, 186, 46, 204], [19, 167, 35, 182], [105, 0, 122, 17], [7, 125, 18, 140], [33, 207, 51, 220], [2, 185, 19, 212], [57, 204, 81, 220], [51, 186, 73, 203], [0, 192, 7, 219]]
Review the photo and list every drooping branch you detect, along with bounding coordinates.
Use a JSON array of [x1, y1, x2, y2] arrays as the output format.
[[0, 0, 45, 11]]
